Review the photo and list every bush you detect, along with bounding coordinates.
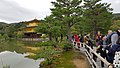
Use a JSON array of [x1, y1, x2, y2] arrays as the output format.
[[40, 57, 54, 68], [63, 43, 73, 51], [35, 41, 54, 47]]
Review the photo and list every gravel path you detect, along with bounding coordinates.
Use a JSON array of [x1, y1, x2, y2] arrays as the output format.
[[73, 50, 91, 68]]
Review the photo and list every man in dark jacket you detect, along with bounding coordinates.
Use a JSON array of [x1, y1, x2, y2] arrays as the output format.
[[107, 29, 120, 63]]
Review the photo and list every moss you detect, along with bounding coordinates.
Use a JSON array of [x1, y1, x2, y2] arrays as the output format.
[[54, 51, 75, 68], [41, 50, 76, 68]]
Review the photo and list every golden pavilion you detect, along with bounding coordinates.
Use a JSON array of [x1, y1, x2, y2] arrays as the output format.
[[22, 19, 42, 38]]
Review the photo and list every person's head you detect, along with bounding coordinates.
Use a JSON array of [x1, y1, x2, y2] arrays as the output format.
[[101, 35, 106, 40], [97, 31, 100, 35], [116, 28, 120, 32], [87, 33, 90, 36], [116, 28, 120, 36], [108, 30, 112, 34]]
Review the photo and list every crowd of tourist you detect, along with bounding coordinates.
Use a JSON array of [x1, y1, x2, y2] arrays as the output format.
[[72, 28, 120, 67]]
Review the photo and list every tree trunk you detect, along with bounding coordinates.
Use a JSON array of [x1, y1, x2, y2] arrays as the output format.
[[60, 34, 63, 42], [93, 20, 97, 40], [67, 23, 72, 43], [49, 32, 52, 41], [55, 37, 58, 43]]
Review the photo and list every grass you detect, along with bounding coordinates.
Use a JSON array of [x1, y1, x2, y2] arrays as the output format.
[[53, 51, 76, 68], [41, 50, 76, 68]]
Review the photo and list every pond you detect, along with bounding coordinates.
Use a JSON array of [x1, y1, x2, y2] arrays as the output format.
[[0, 40, 44, 68], [0, 40, 39, 53], [0, 51, 44, 68]]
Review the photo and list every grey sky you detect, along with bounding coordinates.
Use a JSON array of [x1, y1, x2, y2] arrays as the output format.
[[0, 0, 120, 23], [0, 0, 53, 23], [102, 0, 120, 13]]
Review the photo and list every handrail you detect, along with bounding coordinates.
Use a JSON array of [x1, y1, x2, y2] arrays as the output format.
[[72, 41, 114, 68], [83, 43, 114, 68], [85, 49, 99, 68]]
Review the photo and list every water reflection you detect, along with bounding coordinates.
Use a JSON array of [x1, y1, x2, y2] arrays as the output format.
[[0, 51, 44, 68]]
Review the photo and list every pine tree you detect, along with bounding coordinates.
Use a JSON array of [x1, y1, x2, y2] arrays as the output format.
[[83, 0, 113, 38], [51, 0, 83, 42]]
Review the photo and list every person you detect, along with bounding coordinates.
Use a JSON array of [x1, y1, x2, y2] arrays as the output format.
[[106, 29, 120, 63], [93, 31, 102, 62], [105, 30, 112, 44], [96, 35, 107, 67], [111, 29, 120, 46], [72, 35, 75, 41], [84, 33, 90, 52], [87, 33, 93, 49], [74, 34, 80, 48], [107, 30, 113, 37], [84, 34, 89, 44], [113, 38, 120, 68], [80, 34, 84, 47], [96, 31, 102, 46], [80, 34, 84, 42]]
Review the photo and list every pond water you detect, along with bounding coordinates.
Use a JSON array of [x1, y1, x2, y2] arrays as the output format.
[[0, 40, 45, 68], [0, 51, 44, 68]]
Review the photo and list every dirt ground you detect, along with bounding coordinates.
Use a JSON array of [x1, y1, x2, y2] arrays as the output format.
[[73, 50, 91, 68]]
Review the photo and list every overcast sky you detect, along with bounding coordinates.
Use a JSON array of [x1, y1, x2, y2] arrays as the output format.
[[0, 0, 120, 23]]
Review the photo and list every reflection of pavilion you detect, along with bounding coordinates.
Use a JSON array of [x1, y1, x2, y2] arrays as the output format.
[[22, 19, 42, 38], [0, 51, 44, 68]]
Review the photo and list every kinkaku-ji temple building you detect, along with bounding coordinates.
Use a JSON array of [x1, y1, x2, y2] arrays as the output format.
[[21, 19, 42, 38]]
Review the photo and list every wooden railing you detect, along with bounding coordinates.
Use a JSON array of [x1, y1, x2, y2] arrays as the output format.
[[72, 41, 114, 68]]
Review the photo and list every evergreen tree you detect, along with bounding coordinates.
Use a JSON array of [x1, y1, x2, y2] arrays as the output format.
[[83, 0, 113, 38], [51, 0, 83, 42]]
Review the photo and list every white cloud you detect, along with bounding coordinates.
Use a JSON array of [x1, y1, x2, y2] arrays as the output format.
[[102, 0, 120, 13], [0, 0, 120, 23], [0, 0, 55, 23], [12, 0, 55, 11], [115, 0, 120, 4]]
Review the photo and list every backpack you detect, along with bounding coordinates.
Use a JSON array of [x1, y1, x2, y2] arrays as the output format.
[[107, 35, 120, 55], [106, 32, 116, 45]]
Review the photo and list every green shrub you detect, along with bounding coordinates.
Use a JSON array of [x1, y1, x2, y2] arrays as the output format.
[[35, 41, 54, 47], [58, 40, 73, 51], [63, 43, 72, 51]]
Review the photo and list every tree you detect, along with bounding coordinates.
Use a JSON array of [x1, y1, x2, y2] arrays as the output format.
[[4, 24, 16, 37], [50, 26, 61, 42], [110, 20, 120, 30], [0, 34, 3, 39], [83, 0, 113, 38], [51, 0, 83, 42], [0, 22, 8, 35], [3, 34, 9, 40], [45, 14, 67, 42]]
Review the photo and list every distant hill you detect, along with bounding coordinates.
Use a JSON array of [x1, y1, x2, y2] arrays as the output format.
[[0, 22, 8, 25], [0, 22, 8, 29], [0, 22, 25, 37], [113, 13, 120, 20], [113, 13, 120, 17]]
